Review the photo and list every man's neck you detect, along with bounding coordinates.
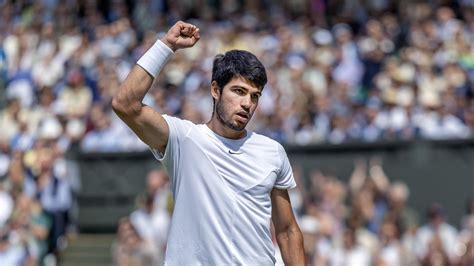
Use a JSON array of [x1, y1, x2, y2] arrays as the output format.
[[206, 116, 246, 140]]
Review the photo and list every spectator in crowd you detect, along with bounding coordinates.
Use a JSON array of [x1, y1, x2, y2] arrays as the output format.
[[81, 103, 116, 152], [35, 146, 72, 255], [0, 98, 27, 144], [113, 217, 155, 266], [387, 181, 420, 265], [0, 227, 28, 266], [415, 203, 460, 264], [115, 169, 171, 265], [386, 182, 419, 233], [3, 150, 36, 198], [349, 158, 390, 235], [56, 69, 92, 120], [374, 218, 406, 266], [328, 226, 372, 266], [129, 193, 163, 265], [145, 169, 172, 220], [9, 193, 51, 265]]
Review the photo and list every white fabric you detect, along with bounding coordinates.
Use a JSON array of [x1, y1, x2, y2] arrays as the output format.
[[130, 208, 168, 263], [0, 191, 13, 226], [151, 115, 296, 265], [329, 245, 371, 266], [415, 111, 470, 139], [137, 40, 173, 78], [0, 244, 26, 266], [415, 223, 459, 261], [0, 153, 10, 177], [6, 79, 34, 108], [39, 177, 72, 212], [32, 56, 65, 87], [379, 243, 402, 266]]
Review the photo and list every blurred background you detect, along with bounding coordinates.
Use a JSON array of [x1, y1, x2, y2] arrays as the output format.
[[0, 0, 473, 265]]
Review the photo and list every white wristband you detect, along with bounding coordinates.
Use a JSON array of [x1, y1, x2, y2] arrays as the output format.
[[136, 39, 174, 78]]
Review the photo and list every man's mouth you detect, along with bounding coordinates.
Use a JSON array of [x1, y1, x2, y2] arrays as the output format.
[[236, 111, 249, 120]]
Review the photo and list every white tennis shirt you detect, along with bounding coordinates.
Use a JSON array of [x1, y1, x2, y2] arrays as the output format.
[[150, 115, 296, 265]]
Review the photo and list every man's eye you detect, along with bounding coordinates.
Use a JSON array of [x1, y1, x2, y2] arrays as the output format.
[[251, 94, 260, 99]]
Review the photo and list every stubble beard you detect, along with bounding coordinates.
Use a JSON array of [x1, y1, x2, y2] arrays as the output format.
[[215, 99, 247, 131]]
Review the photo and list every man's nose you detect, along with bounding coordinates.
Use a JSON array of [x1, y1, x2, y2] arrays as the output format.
[[241, 95, 251, 110]]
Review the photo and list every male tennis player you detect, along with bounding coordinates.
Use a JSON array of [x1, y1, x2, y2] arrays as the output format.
[[112, 21, 305, 265]]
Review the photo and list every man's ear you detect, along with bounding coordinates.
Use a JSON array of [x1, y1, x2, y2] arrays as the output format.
[[211, 81, 220, 100]]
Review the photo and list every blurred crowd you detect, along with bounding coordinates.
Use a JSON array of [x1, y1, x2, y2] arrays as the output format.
[[118, 161, 474, 266], [113, 169, 171, 266], [0, 140, 80, 265], [0, 0, 473, 153], [295, 159, 474, 266], [0, 0, 473, 265]]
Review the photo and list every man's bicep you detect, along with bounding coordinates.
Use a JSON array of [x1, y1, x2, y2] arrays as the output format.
[[119, 105, 170, 153], [271, 188, 297, 232]]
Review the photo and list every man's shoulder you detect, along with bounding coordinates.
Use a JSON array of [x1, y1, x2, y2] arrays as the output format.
[[248, 131, 282, 146], [247, 131, 287, 157]]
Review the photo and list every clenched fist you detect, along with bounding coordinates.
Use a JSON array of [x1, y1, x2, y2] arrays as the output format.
[[161, 21, 200, 52]]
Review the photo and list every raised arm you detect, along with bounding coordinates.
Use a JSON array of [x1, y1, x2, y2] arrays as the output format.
[[271, 188, 306, 265], [112, 21, 200, 154]]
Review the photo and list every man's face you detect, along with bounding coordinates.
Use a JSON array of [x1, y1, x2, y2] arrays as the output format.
[[213, 76, 262, 132]]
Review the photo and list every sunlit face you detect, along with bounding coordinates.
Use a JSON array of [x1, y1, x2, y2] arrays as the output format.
[[212, 76, 262, 132]]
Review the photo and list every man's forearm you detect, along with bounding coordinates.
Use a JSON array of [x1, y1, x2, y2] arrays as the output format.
[[111, 21, 198, 152], [112, 65, 154, 115], [277, 225, 306, 265], [113, 39, 173, 115], [113, 21, 199, 115]]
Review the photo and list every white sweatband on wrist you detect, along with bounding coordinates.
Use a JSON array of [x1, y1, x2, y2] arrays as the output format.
[[136, 39, 174, 78]]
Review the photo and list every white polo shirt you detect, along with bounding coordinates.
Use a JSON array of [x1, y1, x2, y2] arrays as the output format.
[[151, 115, 296, 265]]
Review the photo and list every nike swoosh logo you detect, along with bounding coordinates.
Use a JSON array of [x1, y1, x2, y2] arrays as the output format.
[[228, 150, 244, 155]]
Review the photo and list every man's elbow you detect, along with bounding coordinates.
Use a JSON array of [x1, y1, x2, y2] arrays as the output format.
[[112, 94, 140, 117], [277, 223, 302, 241], [111, 96, 126, 114]]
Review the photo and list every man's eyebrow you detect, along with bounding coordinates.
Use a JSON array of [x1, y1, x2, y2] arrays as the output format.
[[232, 85, 263, 92], [231, 86, 248, 91]]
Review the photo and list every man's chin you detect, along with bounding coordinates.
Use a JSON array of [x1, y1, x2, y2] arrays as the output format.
[[226, 121, 247, 131]]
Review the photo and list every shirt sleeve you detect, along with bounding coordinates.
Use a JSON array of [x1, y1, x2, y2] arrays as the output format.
[[274, 143, 296, 190], [149, 115, 194, 183]]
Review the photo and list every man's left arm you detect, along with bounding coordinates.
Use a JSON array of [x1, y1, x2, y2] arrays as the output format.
[[271, 188, 306, 265]]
